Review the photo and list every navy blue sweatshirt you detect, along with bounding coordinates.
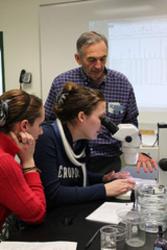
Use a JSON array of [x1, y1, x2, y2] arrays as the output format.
[[34, 120, 106, 207]]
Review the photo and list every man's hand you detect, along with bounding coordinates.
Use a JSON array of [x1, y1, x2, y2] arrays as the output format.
[[103, 170, 131, 183], [136, 152, 158, 173]]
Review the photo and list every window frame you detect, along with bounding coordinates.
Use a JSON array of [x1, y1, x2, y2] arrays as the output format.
[[0, 31, 5, 94]]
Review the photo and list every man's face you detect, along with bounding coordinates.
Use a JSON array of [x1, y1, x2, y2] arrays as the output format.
[[75, 41, 108, 83]]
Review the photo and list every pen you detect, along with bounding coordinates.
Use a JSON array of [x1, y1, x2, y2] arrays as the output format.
[[85, 229, 99, 249]]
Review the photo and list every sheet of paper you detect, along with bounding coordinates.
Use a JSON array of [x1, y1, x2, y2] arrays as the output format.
[[86, 202, 133, 224], [0, 241, 77, 250]]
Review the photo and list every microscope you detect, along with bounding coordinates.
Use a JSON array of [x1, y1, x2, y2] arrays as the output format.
[[101, 116, 141, 166], [101, 116, 141, 200]]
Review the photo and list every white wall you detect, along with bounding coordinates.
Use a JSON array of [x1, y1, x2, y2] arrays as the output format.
[[0, 0, 79, 96], [0, 0, 41, 95], [0, 0, 167, 128]]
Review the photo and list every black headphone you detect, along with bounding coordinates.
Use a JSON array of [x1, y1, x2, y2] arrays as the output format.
[[0, 100, 9, 127]]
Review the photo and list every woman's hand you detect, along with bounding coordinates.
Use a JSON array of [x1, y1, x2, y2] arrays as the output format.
[[104, 178, 135, 197], [10, 131, 35, 167], [103, 170, 131, 183]]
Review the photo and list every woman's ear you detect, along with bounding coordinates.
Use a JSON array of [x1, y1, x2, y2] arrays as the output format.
[[19, 119, 29, 132], [78, 111, 86, 123]]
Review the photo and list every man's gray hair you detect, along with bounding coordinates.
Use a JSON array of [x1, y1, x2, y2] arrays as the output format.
[[76, 31, 108, 55]]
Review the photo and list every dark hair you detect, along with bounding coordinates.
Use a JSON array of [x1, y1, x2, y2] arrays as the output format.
[[54, 82, 105, 123], [0, 89, 43, 132], [76, 31, 108, 55]]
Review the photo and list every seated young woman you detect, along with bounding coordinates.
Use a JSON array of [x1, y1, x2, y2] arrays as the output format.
[[0, 89, 46, 231], [34, 82, 135, 207]]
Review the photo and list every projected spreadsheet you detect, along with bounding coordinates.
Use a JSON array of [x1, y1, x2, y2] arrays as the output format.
[[108, 18, 167, 109]]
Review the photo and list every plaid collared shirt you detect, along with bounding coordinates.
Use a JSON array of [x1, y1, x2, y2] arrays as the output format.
[[45, 67, 139, 158]]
